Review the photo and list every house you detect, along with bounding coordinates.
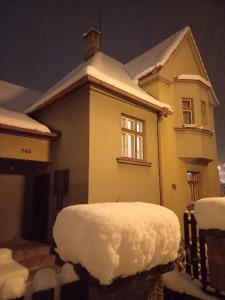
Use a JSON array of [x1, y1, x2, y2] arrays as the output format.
[[0, 27, 220, 244], [0, 80, 41, 112], [126, 26, 220, 221]]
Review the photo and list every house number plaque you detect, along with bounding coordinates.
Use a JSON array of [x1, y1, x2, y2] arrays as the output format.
[[21, 148, 32, 154]]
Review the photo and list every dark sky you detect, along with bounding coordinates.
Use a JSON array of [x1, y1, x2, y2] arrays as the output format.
[[0, 0, 225, 163]]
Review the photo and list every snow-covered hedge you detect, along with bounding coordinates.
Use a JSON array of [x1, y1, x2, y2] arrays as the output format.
[[194, 197, 225, 230], [53, 202, 180, 285]]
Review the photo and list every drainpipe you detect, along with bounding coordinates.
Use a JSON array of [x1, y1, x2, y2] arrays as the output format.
[[157, 111, 164, 206]]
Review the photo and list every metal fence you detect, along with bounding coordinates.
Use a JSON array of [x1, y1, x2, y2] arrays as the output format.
[[183, 211, 225, 298]]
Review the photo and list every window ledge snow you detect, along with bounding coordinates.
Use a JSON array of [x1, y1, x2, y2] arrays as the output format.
[[175, 126, 214, 136], [117, 157, 152, 167], [183, 123, 197, 128]]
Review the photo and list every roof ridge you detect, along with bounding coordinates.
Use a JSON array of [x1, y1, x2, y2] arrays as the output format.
[[125, 26, 190, 80]]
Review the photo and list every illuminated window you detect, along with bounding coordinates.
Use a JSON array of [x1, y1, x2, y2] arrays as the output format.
[[182, 98, 194, 124], [201, 101, 207, 127], [121, 115, 144, 160]]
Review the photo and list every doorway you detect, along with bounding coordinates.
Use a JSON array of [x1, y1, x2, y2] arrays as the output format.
[[30, 173, 50, 243]]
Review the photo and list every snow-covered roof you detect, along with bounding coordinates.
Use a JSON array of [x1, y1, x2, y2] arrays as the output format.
[[194, 198, 225, 230], [176, 74, 211, 88], [125, 27, 219, 105], [25, 52, 172, 114], [0, 107, 51, 133], [53, 202, 180, 285], [0, 80, 41, 112], [125, 27, 190, 80]]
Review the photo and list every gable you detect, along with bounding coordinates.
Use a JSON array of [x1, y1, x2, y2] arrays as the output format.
[[160, 33, 207, 81]]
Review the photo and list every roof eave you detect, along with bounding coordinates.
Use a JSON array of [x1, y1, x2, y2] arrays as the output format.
[[27, 74, 171, 115], [0, 123, 59, 140]]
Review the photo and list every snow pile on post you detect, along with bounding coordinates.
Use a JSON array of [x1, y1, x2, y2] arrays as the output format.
[[194, 198, 225, 230], [53, 202, 180, 285], [32, 268, 57, 292], [0, 277, 26, 300], [60, 263, 79, 284]]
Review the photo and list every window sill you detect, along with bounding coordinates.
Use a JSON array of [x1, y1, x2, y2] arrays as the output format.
[[117, 157, 152, 167]]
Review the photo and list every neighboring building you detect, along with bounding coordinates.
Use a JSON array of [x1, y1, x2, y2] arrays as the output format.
[[0, 80, 41, 112], [0, 27, 220, 243], [126, 27, 220, 221]]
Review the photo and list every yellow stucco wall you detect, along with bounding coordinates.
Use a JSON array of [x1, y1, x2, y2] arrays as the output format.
[[34, 88, 90, 207], [139, 35, 220, 227], [0, 133, 50, 162], [0, 174, 25, 240], [88, 87, 160, 205]]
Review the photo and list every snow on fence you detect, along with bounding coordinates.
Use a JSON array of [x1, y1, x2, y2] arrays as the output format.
[[184, 198, 225, 298], [0, 264, 80, 300]]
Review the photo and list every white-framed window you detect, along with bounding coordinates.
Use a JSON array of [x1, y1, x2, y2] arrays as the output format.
[[121, 115, 144, 160], [201, 101, 207, 127], [182, 98, 194, 124]]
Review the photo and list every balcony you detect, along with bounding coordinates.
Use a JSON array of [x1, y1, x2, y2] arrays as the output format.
[[175, 126, 215, 165]]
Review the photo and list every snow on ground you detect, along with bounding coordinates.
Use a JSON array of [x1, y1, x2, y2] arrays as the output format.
[[0, 277, 26, 300], [25, 51, 172, 114], [194, 198, 225, 230], [0, 249, 28, 287], [53, 202, 180, 285], [60, 263, 79, 284], [32, 268, 57, 292], [163, 268, 218, 300], [0, 107, 50, 133]]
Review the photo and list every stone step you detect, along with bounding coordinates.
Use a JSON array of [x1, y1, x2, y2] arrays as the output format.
[[13, 243, 51, 262], [0, 239, 56, 273], [18, 253, 56, 272]]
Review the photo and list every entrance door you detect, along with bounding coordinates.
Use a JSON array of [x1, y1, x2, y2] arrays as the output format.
[[31, 174, 50, 243]]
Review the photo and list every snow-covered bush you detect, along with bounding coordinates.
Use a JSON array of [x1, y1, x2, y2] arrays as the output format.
[[60, 263, 79, 285], [32, 268, 57, 292], [54, 202, 180, 285], [0, 277, 25, 300]]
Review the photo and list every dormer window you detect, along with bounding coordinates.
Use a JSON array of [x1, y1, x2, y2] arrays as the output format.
[[201, 101, 207, 127], [182, 98, 194, 124]]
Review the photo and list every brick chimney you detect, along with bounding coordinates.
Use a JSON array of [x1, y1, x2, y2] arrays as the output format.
[[83, 28, 101, 61]]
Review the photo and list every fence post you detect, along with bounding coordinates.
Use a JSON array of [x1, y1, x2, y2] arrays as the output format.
[[191, 214, 198, 279], [183, 212, 191, 275], [199, 229, 207, 291]]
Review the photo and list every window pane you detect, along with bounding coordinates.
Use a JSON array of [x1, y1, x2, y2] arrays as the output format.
[[121, 133, 126, 157], [182, 100, 191, 109], [121, 117, 126, 128], [201, 102, 207, 126], [183, 111, 192, 124], [136, 122, 143, 132], [127, 119, 134, 130], [137, 136, 143, 160], [127, 134, 135, 158]]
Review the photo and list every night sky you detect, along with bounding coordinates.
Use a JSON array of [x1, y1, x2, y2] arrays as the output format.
[[0, 0, 225, 163]]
